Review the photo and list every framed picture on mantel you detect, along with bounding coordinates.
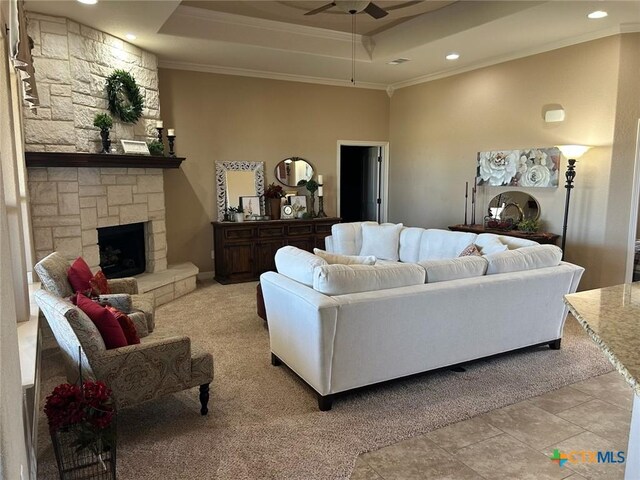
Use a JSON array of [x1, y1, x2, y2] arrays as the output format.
[[120, 140, 150, 155]]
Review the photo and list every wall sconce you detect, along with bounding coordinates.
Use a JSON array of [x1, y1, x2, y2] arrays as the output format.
[[543, 104, 565, 123], [557, 145, 591, 259]]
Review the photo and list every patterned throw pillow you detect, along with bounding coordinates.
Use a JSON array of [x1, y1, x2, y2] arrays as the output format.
[[89, 270, 111, 296], [106, 306, 140, 345], [459, 244, 482, 257]]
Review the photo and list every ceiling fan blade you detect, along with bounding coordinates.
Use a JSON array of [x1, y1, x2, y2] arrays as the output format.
[[386, 1, 423, 11], [304, 2, 337, 15], [364, 2, 388, 19]]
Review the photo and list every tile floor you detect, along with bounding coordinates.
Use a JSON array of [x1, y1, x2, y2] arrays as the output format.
[[351, 371, 634, 480]]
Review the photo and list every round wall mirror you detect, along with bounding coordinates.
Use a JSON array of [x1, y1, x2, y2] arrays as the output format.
[[275, 157, 314, 187], [487, 191, 540, 221]]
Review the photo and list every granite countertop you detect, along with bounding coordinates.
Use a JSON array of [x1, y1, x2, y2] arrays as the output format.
[[564, 283, 640, 396]]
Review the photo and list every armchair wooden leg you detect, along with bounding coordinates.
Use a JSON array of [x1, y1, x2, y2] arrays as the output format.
[[199, 383, 210, 415], [549, 339, 561, 350]]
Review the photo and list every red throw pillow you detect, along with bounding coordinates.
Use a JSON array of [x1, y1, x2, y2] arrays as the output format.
[[106, 306, 140, 345], [67, 257, 93, 293], [75, 293, 128, 349], [89, 270, 111, 296]]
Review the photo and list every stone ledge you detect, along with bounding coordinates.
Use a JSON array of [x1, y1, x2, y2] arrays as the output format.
[[136, 262, 198, 306]]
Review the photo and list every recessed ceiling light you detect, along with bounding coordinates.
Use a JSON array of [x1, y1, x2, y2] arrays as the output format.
[[125, 33, 137, 41], [77, 0, 98, 4], [445, 53, 460, 61], [587, 10, 608, 19]]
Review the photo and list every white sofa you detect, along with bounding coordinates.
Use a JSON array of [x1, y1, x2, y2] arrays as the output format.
[[260, 222, 584, 410]]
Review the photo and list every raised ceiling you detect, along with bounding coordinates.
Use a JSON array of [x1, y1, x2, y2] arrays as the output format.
[[24, 0, 640, 90]]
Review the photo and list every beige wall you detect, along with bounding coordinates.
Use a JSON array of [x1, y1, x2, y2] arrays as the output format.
[[388, 36, 629, 290], [158, 70, 389, 271]]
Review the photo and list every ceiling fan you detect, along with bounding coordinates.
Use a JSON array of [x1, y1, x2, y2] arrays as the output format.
[[304, 1, 389, 19]]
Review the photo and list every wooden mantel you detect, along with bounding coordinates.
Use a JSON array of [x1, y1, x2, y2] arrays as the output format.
[[25, 152, 185, 169]]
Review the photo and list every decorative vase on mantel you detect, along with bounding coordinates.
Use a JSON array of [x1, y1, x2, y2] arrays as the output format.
[[269, 198, 282, 220], [99, 129, 111, 154]]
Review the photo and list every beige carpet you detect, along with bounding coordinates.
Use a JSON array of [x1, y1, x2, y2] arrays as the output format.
[[37, 280, 613, 479]]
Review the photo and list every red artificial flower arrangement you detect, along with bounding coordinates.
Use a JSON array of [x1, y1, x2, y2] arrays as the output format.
[[264, 183, 285, 199], [45, 380, 115, 454]]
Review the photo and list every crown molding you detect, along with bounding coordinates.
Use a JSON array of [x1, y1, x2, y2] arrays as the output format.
[[158, 60, 388, 91], [173, 5, 364, 44], [391, 24, 640, 90]]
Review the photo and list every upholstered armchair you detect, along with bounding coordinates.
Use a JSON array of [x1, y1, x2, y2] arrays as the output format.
[[34, 252, 155, 335], [35, 289, 213, 414]]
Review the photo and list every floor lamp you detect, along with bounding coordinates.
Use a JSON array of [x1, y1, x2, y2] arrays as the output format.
[[557, 145, 590, 260]]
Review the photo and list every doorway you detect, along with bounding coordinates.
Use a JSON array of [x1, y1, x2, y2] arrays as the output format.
[[337, 141, 389, 223]]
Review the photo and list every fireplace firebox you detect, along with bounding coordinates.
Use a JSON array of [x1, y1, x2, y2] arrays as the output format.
[[97, 222, 146, 278]]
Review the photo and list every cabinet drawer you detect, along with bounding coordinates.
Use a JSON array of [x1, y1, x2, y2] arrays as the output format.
[[224, 227, 253, 240], [315, 223, 333, 234], [259, 226, 285, 238], [288, 224, 313, 236]]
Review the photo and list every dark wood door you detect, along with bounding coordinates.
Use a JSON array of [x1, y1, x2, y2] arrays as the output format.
[[255, 240, 285, 274], [222, 243, 253, 281]]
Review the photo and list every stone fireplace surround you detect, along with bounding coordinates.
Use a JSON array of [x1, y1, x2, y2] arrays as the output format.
[[27, 158, 198, 306]]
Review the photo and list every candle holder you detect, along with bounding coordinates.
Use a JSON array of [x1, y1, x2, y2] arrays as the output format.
[[156, 127, 163, 143], [317, 196, 327, 218], [167, 135, 176, 157]]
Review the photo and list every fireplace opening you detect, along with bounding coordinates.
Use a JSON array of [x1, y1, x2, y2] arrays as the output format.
[[97, 222, 146, 278]]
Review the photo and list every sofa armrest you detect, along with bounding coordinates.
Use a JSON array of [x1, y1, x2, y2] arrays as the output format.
[[92, 336, 192, 407], [98, 294, 132, 312], [107, 277, 138, 294]]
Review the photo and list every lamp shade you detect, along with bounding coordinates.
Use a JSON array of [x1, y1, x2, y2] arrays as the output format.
[[335, 1, 370, 14], [558, 145, 590, 159]]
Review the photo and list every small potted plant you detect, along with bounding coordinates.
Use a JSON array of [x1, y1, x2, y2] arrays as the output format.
[[228, 206, 244, 222], [93, 113, 114, 154], [517, 219, 540, 233], [297, 179, 319, 217], [147, 139, 164, 156], [45, 380, 116, 478], [264, 183, 285, 220]]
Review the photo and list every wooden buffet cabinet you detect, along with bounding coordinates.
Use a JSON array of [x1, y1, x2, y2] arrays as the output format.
[[448, 224, 559, 245], [211, 217, 341, 284]]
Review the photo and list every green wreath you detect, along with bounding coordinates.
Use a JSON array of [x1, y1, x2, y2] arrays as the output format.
[[106, 70, 144, 124]]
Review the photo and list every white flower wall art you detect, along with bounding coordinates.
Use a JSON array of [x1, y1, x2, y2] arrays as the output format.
[[476, 147, 560, 188]]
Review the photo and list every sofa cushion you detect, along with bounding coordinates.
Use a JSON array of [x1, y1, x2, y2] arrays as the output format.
[[475, 235, 509, 255], [418, 229, 478, 260], [275, 246, 328, 287], [485, 245, 563, 274], [418, 256, 488, 283], [312, 262, 425, 296], [398, 227, 426, 263], [360, 223, 403, 261], [477, 233, 539, 250], [313, 248, 376, 265], [330, 221, 376, 255]]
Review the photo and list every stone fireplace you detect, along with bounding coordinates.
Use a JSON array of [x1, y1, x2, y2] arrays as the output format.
[[28, 160, 197, 305]]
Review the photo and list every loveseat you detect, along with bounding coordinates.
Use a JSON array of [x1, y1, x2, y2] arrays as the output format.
[[260, 222, 584, 410]]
